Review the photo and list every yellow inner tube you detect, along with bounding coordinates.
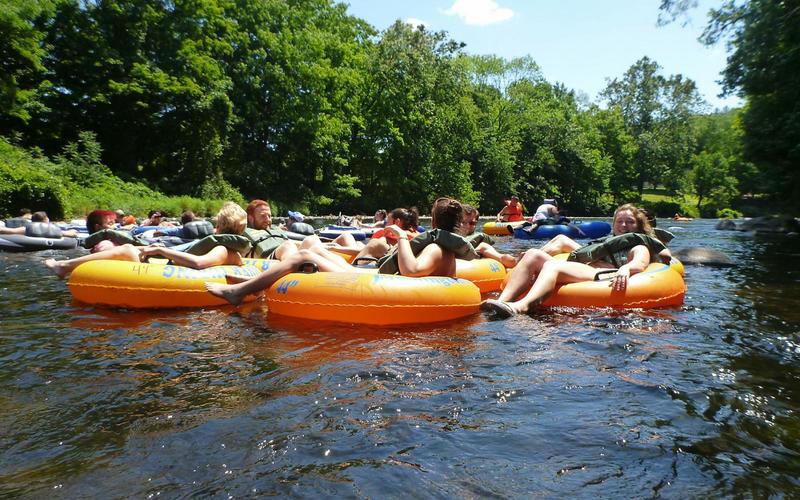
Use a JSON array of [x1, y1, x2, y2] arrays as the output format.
[[266, 272, 481, 325]]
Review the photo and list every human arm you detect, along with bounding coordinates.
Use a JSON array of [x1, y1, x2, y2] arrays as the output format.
[[610, 245, 651, 291], [658, 247, 672, 264], [139, 244, 236, 269], [153, 226, 183, 237], [496, 206, 508, 221], [0, 226, 26, 235], [384, 224, 442, 277]]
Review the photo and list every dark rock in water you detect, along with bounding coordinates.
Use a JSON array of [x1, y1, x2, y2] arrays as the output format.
[[737, 215, 800, 234], [672, 247, 735, 267], [715, 219, 737, 230]]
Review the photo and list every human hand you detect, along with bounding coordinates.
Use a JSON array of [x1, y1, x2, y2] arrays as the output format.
[[611, 266, 631, 291], [138, 245, 163, 260]]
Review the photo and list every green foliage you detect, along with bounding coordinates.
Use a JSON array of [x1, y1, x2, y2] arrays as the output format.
[[661, 0, 800, 211], [716, 207, 742, 219], [199, 172, 245, 207], [2, 0, 791, 217], [601, 56, 702, 194], [641, 198, 698, 218], [689, 150, 738, 211], [0, 137, 68, 218], [0, 0, 51, 126], [0, 135, 230, 218]]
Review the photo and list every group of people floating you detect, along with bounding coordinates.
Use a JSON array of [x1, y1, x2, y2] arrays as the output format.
[[32, 195, 672, 320]]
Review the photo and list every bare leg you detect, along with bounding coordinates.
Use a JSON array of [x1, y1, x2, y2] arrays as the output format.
[[206, 249, 354, 305], [331, 232, 363, 249], [539, 234, 581, 256], [505, 260, 599, 313], [304, 243, 354, 266], [496, 249, 553, 303], [273, 240, 299, 260], [475, 242, 517, 268], [44, 244, 141, 279], [299, 234, 324, 250], [354, 238, 391, 261]]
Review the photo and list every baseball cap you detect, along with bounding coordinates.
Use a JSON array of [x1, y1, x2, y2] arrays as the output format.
[[287, 211, 305, 222]]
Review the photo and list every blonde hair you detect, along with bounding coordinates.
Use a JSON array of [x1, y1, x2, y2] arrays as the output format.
[[614, 203, 653, 236], [216, 202, 247, 234]]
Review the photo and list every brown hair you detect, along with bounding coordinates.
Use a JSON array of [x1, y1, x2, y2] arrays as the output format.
[[389, 208, 415, 230], [431, 197, 463, 232], [86, 210, 117, 233], [614, 203, 653, 236], [246, 199, 270, 218], [180, 210, 197, 225], [31, 211, 48, 222]]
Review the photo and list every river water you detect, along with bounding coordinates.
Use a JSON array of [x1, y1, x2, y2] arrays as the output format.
[[1, 219, 798, 497]]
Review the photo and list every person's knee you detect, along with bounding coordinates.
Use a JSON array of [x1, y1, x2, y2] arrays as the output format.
[[275, 241, 297, 258], [521, 248, 546, 262], [541, 259, 560, 272], [299, 235, 320, 249]]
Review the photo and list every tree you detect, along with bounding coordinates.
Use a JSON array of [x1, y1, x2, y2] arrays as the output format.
[[584, 105, 638, 206], [346, 21, 476, 211], [22, 0, 236, 194], [461, 55, 541, 212], [223, 0, 370, 210], [601, 56, 702, 195], [0, 0, 51, 128], [660, 0, 800, 208], [690, 150, 737, 213]]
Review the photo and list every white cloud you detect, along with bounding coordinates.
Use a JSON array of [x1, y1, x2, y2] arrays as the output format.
[[442, 0, 514, 26], [405, 17, 429, 29]]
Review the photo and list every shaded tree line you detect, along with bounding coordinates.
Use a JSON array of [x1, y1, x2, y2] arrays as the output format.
[[0, 0, 786, 216]]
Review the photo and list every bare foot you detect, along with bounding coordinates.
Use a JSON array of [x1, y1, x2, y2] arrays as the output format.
[[205, 282, 246, 305], [44, 258, 70, 279], [500, 254, 518, 268], [480, 299, 520, 318], [224, 273, 252, 284]]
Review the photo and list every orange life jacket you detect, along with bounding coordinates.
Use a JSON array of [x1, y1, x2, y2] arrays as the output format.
[[505, 202, 523, 222]]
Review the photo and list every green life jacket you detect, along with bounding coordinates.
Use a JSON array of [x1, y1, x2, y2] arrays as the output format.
[[377, 228, 479, 275], [567, 232, 667, 267], [25, 222, 63, 239], [83, 229, 147, 249], [465, 232, 495, 247], [242, 227, 290, 258], [185, 234, 252, 256]]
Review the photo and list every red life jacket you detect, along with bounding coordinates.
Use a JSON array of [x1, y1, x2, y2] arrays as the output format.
[[505, 202, 523, 222]]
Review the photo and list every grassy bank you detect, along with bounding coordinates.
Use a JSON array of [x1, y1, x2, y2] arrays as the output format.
[[0, 135, 242, 220]]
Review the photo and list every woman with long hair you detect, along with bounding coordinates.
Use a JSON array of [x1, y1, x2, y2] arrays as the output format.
[[482, 204, 671, 318]]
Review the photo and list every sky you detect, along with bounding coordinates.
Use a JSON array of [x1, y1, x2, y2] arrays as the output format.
[[340, 0, 742, 111]]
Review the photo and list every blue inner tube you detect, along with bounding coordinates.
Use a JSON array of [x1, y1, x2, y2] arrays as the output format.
[[319, 227, 367, 241], [514, 224, 578, 240], [513, 221, 611, 240], [0, 234, 79, 252], [577, 221, 612, 239]]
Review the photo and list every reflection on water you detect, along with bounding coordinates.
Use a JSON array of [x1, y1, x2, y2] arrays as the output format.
[[1, 220, 799, 496]]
